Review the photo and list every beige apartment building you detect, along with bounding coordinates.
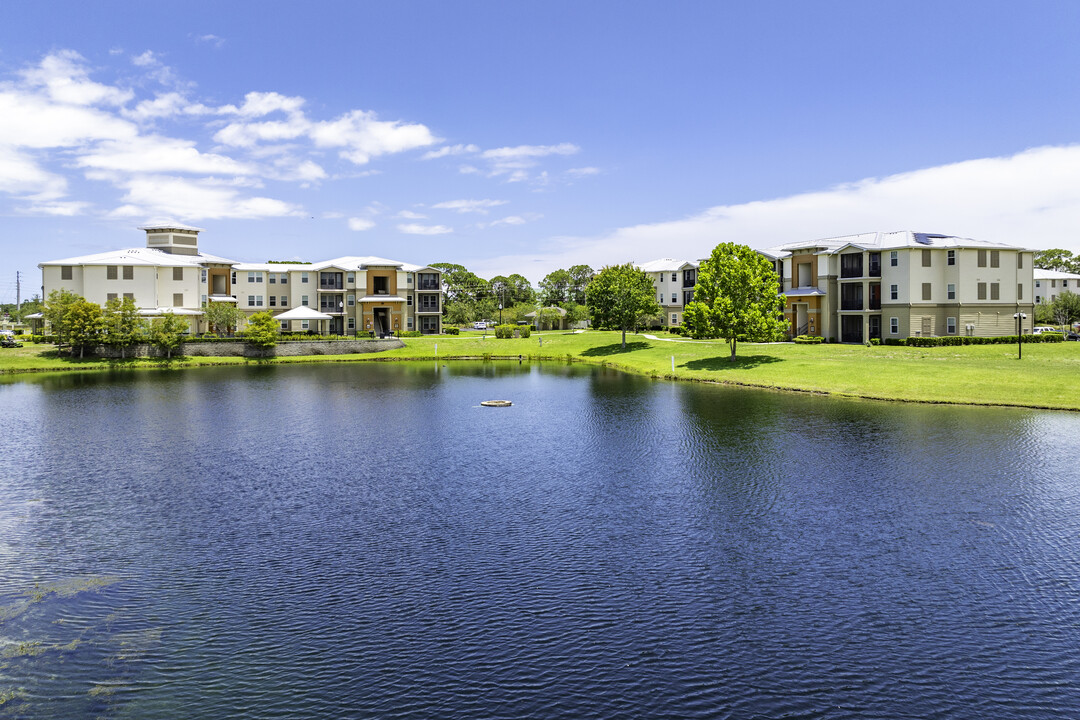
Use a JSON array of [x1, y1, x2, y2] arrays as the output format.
[[636, 258, 698, 327], [1034, 269, 1080, 305], [39, 223, 443, 336], [761, 232, 1035, 342]]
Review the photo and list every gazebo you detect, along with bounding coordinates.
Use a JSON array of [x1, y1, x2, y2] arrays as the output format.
[[273, 306, 333, 334]]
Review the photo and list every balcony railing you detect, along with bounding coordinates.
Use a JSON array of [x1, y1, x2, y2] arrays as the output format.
[[319, 281, 343, 290], [417, 281, 440, 290], [841, 300, 863, 311]]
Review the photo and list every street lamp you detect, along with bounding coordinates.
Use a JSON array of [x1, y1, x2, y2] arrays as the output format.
[[1014, 312, 1027, 359]]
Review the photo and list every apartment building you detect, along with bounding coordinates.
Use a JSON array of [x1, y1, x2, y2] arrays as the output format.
[[761, 232, 1035, 343], [39, 223, 443, 335], [1034, 269, 1080, 305], [636, 258, 698, 327]]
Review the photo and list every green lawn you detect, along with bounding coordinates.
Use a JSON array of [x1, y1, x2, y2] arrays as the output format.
[[2, 332, 1078, 410]]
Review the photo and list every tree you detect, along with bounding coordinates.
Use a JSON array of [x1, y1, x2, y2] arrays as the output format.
[[563, 302, 587, 328], [43, 289, 82, 345], [1034, 249, 1079, 273], [585, 263, 662, 349], [103, 296, 146, 358], [1049, 291, 1080, 327], [67, 300, 105, 359], [539, 269, 572, 306], [683, 242, 787, 361], [148, 312, 189, 359], [245, 310, 280, 348], [567, 265, 595, 305], [202, 301, 244, 335]]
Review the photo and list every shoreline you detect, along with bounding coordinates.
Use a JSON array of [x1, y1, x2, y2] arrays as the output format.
[[2, 336, 1077, 412]]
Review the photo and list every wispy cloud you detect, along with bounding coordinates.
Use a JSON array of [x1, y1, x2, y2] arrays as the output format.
[[396, 210, 427, 219], [398, 223, 452, 235], [478, 142, 579, 181], [431, 198, 507, 214], [348, 217, 375, 231], [421, 143, 479, 160]]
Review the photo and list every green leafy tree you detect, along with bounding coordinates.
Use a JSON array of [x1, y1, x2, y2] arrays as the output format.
[[244, 310, 280, 348], [585, 263, 662, 349], [103, 296, 146, 358], [683, 242, 787, 361], [567, 265, 595, 305], [148, 312, 189, 359], [43, 289, 82, 345], [539, 269, 572, 307], [1049, 291, 1080, 327], [1034, 249, 1079, 273], [67, 300, 105, 359], [202, 301, 244, 335], [563, 302, 587, 328]]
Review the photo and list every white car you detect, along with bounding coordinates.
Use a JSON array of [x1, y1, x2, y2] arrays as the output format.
[[473, 322, 487, 330], [1032, 326, 1057, 335]]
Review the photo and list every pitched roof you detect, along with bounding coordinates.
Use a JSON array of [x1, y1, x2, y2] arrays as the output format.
[[39, 247, 235, 268], [764, 231, 1032, 257], [636, 258, 697, 273]]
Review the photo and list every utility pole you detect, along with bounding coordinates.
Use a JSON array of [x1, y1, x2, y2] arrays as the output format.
[[15, 271, 20, 317]]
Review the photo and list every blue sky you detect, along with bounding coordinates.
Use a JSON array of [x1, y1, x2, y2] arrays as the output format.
[[4, 1, 1080, 302]]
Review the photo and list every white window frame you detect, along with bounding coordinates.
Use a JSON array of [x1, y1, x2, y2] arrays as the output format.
[[947, 284, 956, 300], [947, 250, 955, 266], [890, 251, 898, 267], [890, 284, 898, 301], [890, 317, 899, 335], [947, 317, 957, 334], [301, 272, 309, 283], [301, 295, 309, 307]]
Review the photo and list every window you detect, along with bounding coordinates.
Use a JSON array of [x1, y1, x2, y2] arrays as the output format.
[[1018, 253, 1024, 269], [269, 274, 276, 284], [269, 296, 276, 307], [890, 251, 898, 267], [671, 314, 678, 324], [231, 271, 237, 284], [107, 265, 118, 280], [990, 250, 1000, 268], [978, 282, 987, 300], [301, 295, 309, 307], [301, 320, 309, 330], [922, 283, 932, 301], [106, 293, 117, 302], [348, 318, 355, 330], [247, 271, 263, 283], [947, 317, 957, 334], [348, 273, 355, 284], [173, 293, 183, 306], [947, 283, 956, 300], [890, 317, 899, 334], [201, 269, 207, 283], [407, 317, 414, 328], [1036, 280, 1041, 287], [1018, 283, 1024, 300], [123, 266, 133, 280], [671, 293, 677, 303], [123, 292, 134, 301], [672, 273, 677, 282], [248, 296, 256, 307], [280, 322, 289, 331], [301, 272, 309, 283], [947, 250, 955, 266], [280, 274, 288, 284], [890, 284, 898, 300], [61, 266, 72, 280], [347, 294, 355, 306], [407, 294, 412, 306], [978, 250, 987, 267], [922, 249, 932, 267], [990, 283, 999, 300], [658, 293, 663, 303], [280, 295, 288, 307], [174, 267, 184, 281], [201, 294, 207, 304]]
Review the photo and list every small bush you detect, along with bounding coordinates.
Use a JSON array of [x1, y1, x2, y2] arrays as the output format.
[[443, 327, 459, 335], [869, 337, 881, 346], [793, 335, 824, 344], [494, 324, 517, 339], [669, 326, 684, 336], [398, 330, 423, 337], [518, 325, 531, 338]]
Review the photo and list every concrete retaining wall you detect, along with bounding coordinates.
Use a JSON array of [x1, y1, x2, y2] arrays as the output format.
[[92, 338, 405, 358]]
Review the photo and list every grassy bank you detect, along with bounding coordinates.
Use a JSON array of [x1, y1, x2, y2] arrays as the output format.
[[2, 332, 1078, 410]]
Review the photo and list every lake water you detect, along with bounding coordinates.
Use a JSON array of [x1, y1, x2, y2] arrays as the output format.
[[2, 362, 1080, 719]]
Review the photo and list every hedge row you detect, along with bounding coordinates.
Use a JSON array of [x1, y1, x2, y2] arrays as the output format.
[[883, 333, 1065, 347], [493, 324, 532, 339], [793, 335, 824, 344]]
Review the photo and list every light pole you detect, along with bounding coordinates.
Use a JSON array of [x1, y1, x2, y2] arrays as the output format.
[[1014, 311, 1026, 359]]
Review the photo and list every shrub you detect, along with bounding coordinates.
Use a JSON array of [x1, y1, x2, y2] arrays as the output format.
[[669, 326, 685, 336], [793, 335, 824, 344], [494, 324, 517, 339], [518, 325, 531, 338], [869, 337, 881, 346], [398, 330, 423, 337], [443, 327, 459, 335]]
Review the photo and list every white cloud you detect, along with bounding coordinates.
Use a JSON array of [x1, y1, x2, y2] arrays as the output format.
[[479, 142, 579, 180], [123, 92, 187, 121], [475, 144, 1080, 280], [19, 50, 133, 106], [431, 198, 507, 214], [398, 223, 453, 235], [310, 109, 438, 164], [20, 200, 91, 216], [214, 117, 309, 147], [567, 166, 600, 178], [396, 210, 427, 219], [109, 174, 302, 220], [476, 213, 541, 230], [195, 34, 226, 48], [0, 146, 69, 201], [0, 88, 136, 147], [421, 143, 479, 160], [459, 165, 480, 174], [77, 135, 255, 175], [132, 51, 157, 67], [348, 217, 376, 231], [219, 91, 306, 118]]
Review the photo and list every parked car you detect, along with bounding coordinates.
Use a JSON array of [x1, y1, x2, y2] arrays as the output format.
[[1067, 332, 1080, 342], [1033, 326, 1058, 335], [473, 322, 487, 330]]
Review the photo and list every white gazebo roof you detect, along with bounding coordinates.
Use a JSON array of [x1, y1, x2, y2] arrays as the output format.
[[138, 308, 203, 316], [206, 295, 238, 303], [274, 307, 333, 320], [357, 295, 407, 303]]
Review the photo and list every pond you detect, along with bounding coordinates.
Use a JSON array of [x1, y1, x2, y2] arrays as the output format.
[[1, 362, 1079, 718]]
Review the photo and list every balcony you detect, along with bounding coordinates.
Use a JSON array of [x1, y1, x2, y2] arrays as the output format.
[[840, 255, 864, 279], [318, 281, 344, 290], [841, 299, 864, 311], [417, 280, 440, 290]]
